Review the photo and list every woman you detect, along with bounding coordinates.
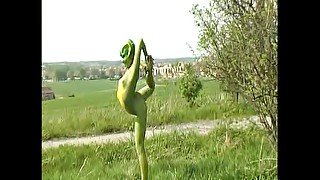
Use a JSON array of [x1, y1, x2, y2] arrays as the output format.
[[116, 38, 154, 180]]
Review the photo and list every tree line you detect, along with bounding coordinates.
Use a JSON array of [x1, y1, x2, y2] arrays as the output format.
[[43, 64, 124, 81]]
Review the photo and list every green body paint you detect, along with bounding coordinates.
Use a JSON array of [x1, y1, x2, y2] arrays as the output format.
[[117, 39, 155, 180]]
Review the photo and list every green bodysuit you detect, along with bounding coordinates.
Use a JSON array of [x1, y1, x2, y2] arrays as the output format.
[[117, 39, 155, 180]]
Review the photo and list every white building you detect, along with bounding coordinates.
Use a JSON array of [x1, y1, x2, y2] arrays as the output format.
[[153, 62, 186, 79]]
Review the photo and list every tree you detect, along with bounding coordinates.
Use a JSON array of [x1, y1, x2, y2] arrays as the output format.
[[99, 65, 106, 79], [117, 68, 123, 78], [53, 69, 67, 81], [178, 64, 203, 107], [90, 68, 100, 78], [79, 68, 87, 79], [107, 67, 116, 78], [44, 67, 54, 80], [192, 0, 278, 144], [67, 70, 75, 80], [50, 65, 69, 81]]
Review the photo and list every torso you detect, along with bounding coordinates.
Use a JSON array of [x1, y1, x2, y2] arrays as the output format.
[[117, 77, 136, 115]]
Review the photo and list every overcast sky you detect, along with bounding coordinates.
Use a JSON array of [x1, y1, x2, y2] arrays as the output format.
[[42, 0, 207, 62]]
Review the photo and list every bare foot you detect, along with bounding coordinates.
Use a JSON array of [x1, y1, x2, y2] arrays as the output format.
[[145, 55, 154, 75]]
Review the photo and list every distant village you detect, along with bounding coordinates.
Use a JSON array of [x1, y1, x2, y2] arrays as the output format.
[[42, 58, 210, 82], [41, 58, 211, 100]]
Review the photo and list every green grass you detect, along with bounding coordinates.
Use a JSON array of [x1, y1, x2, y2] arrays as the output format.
[[43, 79, 117, 97], [42, 127, 277, 179], [42, 78, 256, 140]]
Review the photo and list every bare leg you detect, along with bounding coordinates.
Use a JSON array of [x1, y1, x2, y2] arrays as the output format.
[[126, 39, 148, 92], [134, 95, 148, 180]]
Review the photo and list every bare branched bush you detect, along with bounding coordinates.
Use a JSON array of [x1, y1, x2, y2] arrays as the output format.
[[192, 0, 278, 145]]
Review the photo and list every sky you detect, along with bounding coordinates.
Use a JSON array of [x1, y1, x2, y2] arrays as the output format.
[[42, 0, 207, 62]]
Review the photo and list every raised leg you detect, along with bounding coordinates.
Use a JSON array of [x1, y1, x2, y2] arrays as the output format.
[[117, 39, 149, 112], [126, 39, 148, 90]]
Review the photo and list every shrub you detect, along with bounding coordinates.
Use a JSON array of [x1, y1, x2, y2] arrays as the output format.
[[178, 64, 203, 107]]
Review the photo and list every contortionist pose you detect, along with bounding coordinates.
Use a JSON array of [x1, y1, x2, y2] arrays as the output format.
[[116, 38, 155, 180]]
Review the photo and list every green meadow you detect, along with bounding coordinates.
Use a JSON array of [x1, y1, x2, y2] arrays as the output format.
[[42, 78, 255, 140], [42, 126, 277, 179], [42, 78, 277, 179]]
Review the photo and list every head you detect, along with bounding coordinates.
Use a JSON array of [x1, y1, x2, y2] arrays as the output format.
[[120, 39, 135, 69]]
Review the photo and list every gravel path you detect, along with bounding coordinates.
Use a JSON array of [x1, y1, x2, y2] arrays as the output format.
[[42, 116, 263, 150]]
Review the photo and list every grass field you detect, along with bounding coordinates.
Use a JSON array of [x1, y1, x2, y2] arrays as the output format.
[[42, 126, 277, 179], [42, 78, 256, 140]]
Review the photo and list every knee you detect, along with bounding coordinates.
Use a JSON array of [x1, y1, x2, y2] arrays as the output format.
[[149, 87, 155, 94], [147, 80, 155, 89]]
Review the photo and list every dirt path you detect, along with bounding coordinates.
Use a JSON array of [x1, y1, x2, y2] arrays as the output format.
[[42, 116, 262, 150]]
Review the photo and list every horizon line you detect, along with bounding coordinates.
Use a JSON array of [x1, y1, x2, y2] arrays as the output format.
[[42, 56, 198, 63]]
